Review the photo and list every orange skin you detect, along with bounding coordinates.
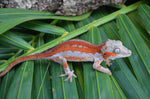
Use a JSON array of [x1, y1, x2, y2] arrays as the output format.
[[0, 39, 115, 82], [102, 52, 117, 59]]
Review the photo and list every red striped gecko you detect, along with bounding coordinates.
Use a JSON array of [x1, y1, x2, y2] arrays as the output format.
[[0, 39, 131, 82]]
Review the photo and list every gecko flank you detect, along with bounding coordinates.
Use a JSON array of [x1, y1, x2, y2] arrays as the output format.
[[0, 39, 131, 82]]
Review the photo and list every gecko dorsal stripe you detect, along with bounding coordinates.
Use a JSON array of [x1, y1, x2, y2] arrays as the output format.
[[45, 40, 105, 56]]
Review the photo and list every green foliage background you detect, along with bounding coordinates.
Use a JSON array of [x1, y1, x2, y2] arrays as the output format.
[[0, 0, 150, 99]]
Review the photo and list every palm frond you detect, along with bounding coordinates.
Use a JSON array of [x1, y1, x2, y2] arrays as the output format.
[[0, 1, 150, 99]]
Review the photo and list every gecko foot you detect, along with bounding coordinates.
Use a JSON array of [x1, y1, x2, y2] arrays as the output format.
[[59, 70, 77, 82], [105, 59, 112, 67], [105, 68, 112, 75]]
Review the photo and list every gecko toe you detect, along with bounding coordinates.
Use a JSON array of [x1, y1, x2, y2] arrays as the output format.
[[107, 70, 112, 75], [108, 71, 112, 75], [59, 73, 67, 77], [64, 77, 69, 81], [73, 74, 77, 78], [70, 78, 72, 82], [105, 68, 112, 75]]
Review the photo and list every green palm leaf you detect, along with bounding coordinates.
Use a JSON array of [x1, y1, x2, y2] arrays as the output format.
[[0, 1, 150, 99]]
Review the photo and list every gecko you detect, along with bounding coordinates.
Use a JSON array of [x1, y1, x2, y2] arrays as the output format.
[[0, 39, 131, 82]]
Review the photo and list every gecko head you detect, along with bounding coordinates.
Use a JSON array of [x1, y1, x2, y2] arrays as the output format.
[[101, 39, 132, 60]]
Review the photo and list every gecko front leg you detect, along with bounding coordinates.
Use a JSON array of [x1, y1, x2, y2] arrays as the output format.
[[93, 58, 112, 75], [50, 55, 77, 82]]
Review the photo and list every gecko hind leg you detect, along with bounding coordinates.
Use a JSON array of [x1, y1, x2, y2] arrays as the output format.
[[50, 55, 77, 82]]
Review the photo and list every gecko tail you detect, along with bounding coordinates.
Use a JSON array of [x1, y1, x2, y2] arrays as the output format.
[[0, 54, 45, 77]]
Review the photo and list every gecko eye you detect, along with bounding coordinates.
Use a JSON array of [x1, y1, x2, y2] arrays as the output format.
[[114, 48, 120, 54], [104, 53, 107, 55]]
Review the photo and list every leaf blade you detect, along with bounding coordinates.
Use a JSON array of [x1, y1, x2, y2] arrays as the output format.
[[6, 61, 34, 99], [138, 4, 150, 34], [117, 14, 150, 97], [20, 21, 68, 35], [0, 31, 34, 50]]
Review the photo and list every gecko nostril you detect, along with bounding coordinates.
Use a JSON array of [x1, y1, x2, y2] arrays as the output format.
[[128, 50, 132, 55]]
